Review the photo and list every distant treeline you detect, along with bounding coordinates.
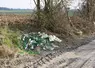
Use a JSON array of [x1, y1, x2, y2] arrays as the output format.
[[0, 7, 32, 10], [0, 7, 11, 10]]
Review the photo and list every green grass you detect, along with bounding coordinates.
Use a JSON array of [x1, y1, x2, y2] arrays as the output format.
[[0, 9, 33, 14], [68, 10, 74, 17], [0, 26, 21, 47]]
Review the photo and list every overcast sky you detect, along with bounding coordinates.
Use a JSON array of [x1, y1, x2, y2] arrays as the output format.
[[69, 0, 83, 9], [0, 0, 35, 9], [0, 0, 82, 9]]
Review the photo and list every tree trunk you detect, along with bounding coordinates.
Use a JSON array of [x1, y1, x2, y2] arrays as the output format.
[[37, 0, 41, 27]]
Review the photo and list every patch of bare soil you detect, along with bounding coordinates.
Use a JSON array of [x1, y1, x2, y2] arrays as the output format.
[[0, 45, 15, 58], [0, 45, 39, 68], [0, 54, 39, 68]]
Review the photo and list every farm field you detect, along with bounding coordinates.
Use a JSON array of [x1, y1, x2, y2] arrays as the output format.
[[0, 14, 32, 24], [0, 9, 33, 14]]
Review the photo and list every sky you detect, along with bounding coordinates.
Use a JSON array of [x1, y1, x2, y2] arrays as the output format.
[[69, 0, 83, 9], [0, 0, 82, 9], [0, 0, 35, 9]]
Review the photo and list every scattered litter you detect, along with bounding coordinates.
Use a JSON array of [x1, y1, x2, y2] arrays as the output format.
[[77, 31, 83, 35], [20, 32, 62, 52]]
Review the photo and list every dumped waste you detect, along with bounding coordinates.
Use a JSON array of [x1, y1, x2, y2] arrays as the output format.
[[20, 32, 62, 52]]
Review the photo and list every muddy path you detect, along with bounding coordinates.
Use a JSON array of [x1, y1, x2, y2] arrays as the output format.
[[36, 40, 95, 68]]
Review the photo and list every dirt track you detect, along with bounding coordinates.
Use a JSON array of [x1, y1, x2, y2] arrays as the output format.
[[36, 40, 95, 68]]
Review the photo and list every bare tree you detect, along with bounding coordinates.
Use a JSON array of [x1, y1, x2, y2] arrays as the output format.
[[33, 0, 41, 27], [81, 0, 95, 21], [33, 0, 72, 29]]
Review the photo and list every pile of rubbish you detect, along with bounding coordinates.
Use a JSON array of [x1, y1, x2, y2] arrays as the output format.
[[20, 32, 62, 51]]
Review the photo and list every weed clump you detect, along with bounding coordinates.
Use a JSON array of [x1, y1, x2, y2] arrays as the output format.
[[0, 26, 21, 48]]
